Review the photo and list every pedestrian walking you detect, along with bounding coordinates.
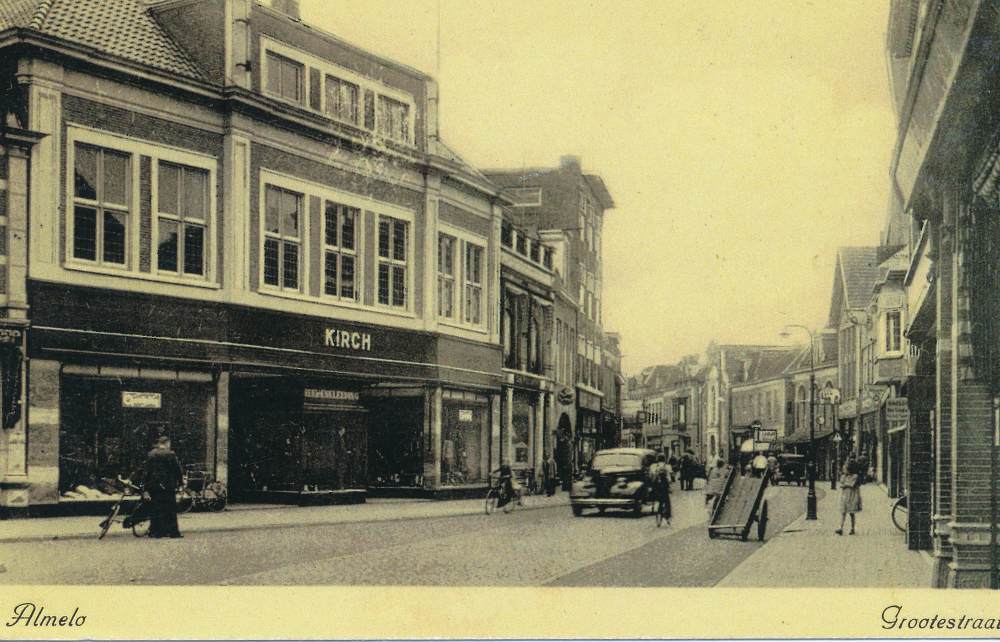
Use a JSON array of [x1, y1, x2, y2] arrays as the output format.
[[836, 459, 863, 535], [751, 452, 768, 478], [542, 453, 558, 496], [142, 435, 184, 539], [705, 458, 727, 510]]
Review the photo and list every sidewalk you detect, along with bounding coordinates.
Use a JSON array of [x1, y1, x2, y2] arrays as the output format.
[[716, 483, 933, 588], [0, 492, 571, 543]]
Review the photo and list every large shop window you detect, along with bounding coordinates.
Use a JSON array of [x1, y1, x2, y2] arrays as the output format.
[[442, 399, 488, 484], [377, 215, 408, 307], [324, 201, 359, 300], [58, 375, 215, 498], [512, 391, 535, 465], [156, 162, 209, 277], [263, 185, 302, 291], [73, 144, 130, 267]]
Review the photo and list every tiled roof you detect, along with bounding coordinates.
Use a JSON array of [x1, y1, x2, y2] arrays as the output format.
[[1, 0, 207, 81], [838, 246, 879, 310], [0, 0, 38, 31]]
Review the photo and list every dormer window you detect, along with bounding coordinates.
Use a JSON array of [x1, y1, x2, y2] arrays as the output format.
[[266, 52, 304, 104], [261, 37, 416, 146]]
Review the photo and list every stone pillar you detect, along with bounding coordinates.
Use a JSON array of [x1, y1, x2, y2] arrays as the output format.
[[933, 200, 956, 586], [423, 386, 442, 489], [534, 392, 545, 475], [26, 359, 59, 504], [504, 386, 514, 464], [490, 393, 501, 470], [907, 339, 935, 551], [216, 371, 230, 487]]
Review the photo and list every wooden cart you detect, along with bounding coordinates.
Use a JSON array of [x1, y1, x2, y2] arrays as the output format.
[[707, 467, 770, 541]]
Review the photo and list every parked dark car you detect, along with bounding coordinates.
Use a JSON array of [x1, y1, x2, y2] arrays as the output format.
[[776, 453, 806, 486], [570, 448, 658, 516]]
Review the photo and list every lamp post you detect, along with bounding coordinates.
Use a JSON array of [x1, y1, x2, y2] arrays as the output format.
[[782, 324, 818, 521]]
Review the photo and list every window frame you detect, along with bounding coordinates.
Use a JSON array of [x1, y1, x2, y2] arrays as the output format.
[[261, 183, 305, 293], [260, 37, 416, 146], [322, 199, 361, 302], [66, 125, 219, 287], [152, 160, 215, 282], [883, 309, 903, 356], [438, 224, 488, 331], [264, 50, 305, 104], [376, 214, 412, 310], [70, 143, 132, 270]]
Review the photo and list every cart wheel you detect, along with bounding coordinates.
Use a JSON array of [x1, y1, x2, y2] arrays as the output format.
[[757, 500, 769, 541]]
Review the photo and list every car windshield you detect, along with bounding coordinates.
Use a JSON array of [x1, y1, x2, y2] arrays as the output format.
[[592, 452, 641, 469]]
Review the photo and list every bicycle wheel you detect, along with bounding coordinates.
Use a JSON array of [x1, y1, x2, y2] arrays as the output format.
[[132, 516, 150, 538], [98, 503, 121, 540], [176, 489, 194, 514], [891, 495, 908, 532], [205, 483, 227, 512], [485, 489, 499, 514]]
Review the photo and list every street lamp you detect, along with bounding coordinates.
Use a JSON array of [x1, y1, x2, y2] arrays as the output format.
[[781, 324, 818, 521]]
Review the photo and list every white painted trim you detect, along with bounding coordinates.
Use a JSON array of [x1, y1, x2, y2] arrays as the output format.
[[260, 36, 416, 147], [151, 155, 219, 284]]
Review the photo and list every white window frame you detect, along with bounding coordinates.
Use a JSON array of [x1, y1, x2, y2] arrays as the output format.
[[264, 49, 305, 104], [882, 309, 904, 356], [261, 183, 305, 293], [376, 214, 412, 310], [152, 156, 218, 284], [438, 223, 488, 331], [322, 199, 361, 302], [66, 125, 219, 287], [260, 37, 416, 146], [437, 232, 457, 319]]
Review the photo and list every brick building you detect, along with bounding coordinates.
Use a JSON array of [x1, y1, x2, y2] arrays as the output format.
[[886, 0, 1000, 586], [0, 0, 511, 509]]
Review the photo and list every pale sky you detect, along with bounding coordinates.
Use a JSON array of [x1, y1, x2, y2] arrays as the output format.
[[304, 0, 896, 376]]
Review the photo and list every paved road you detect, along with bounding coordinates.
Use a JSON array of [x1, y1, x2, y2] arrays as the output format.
[[2, 487, 813, 586]]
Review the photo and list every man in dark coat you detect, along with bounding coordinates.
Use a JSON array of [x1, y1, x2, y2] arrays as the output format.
[[143, 436, 184, 538], [542, 453, 558, 497]]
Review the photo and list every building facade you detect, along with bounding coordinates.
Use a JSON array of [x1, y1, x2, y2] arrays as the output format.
[[0, 0, 515, 509]]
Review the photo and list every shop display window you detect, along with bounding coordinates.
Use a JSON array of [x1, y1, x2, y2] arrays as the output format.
[[441, 401, 488, 484]]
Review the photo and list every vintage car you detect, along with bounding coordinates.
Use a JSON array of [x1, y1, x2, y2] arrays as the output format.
[[570, 447, 658, 516], [776, 453, 807, 486]]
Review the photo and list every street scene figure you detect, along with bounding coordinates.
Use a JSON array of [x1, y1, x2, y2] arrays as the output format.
[[142, 436, 184, 539], [836, 460, 863, 536], [542, 453, 558, 497]]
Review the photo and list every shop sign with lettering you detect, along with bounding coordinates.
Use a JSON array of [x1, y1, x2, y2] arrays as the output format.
[[885, 398, 909, 422], [122, 392, 161, 408], [458, 409, 473, 422], [304, 389, 360, 402], [325, 328, 372, 351]]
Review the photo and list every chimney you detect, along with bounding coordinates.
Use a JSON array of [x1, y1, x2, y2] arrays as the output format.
[[271, 0, 300, 19], [560, 155, 582, 170]]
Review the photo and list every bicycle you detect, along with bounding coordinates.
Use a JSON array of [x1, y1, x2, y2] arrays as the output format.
[[180, 466, 227, 512], [98, 477, 152, 539], [485, 478, 516, 514], [891, 494, 907, 532], [654, 488, 671, 528]]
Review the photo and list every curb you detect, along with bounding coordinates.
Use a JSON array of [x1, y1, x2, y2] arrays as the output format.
[[1, 497, 573, 544]]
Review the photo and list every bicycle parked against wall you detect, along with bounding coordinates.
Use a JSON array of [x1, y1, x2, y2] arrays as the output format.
[[98, 477, 151, 539], [891, 494, 907, 532], [176, 465, 227, 513]]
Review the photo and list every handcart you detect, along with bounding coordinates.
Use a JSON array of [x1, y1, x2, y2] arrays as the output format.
[[708, 467, 770, 541]]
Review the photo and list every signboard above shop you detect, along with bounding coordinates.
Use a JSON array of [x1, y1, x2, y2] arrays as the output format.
[[886, 398, 909, 422], [122, 392, 161, 408]]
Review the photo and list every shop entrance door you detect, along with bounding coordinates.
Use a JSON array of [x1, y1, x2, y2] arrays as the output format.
[[367, 396, 424, 487]]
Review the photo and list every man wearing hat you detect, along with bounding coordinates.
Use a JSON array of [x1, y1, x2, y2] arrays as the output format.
[[143, 435, 185, 538]]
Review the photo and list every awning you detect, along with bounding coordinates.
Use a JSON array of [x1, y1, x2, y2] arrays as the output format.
[[775, 428, 835, 445]]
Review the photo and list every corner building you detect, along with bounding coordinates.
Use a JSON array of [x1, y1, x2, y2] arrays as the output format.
[[0, 0, 507, 509]]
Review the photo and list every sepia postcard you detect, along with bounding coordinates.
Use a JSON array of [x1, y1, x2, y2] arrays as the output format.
[[1, 0, 1000, 638]]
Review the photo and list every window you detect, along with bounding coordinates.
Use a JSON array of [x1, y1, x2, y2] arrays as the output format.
[[378, 216, 408, 307], [438, 233, 456, 318], [325, 74, 360, 125], [266, 52, 304, 103], [323, 201, 358, 300], [465, 243, 483, 325], [263, 185, 303, 291], [156, 162, 209, 277], [378, 95, 410, 143], [885, 310, 902, 353], [73, 144, 130, 267]]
